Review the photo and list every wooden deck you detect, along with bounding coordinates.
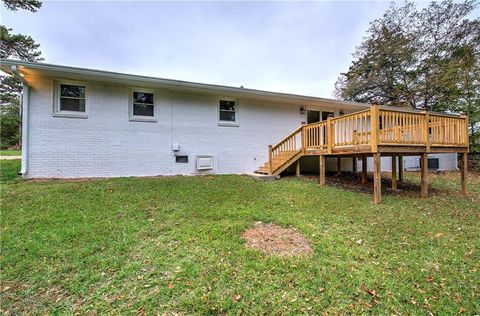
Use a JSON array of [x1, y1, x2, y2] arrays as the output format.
[[256, 104, 469, 204]]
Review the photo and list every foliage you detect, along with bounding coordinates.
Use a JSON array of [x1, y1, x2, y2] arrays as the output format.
[[0, 25, 43, 61], [2, 0, 41, 12], [0, 102, 21, 149], [335, 0, 480, 151], [0, 149, 21, 156], [0, 0, 43, 149], [1, 161, 479, 314]]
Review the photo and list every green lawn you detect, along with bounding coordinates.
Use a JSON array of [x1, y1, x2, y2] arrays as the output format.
[[0, 150, 21, 156], [1, 159, 479, 314]]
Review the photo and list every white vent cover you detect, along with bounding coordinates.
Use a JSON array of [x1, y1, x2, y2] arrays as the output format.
[[196, 155, 214, 170]]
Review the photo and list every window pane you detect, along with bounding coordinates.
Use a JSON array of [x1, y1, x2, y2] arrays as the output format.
[[60, 98, 85, 112], [219, 100, 235, 111], [219, 111, 235, 122], [133, 103, 154, 116], [307, 110, 320, 124], [321, 111, 335, 121], [61, 85, 85, 98], [133, 92, 154, 104]]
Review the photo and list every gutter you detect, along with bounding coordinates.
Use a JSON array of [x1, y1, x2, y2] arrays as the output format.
[[11, 65, 29, 176]]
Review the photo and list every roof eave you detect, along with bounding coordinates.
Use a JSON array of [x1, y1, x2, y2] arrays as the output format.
[[0, 59, 369, 109]]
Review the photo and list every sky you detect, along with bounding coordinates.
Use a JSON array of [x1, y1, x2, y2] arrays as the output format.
[[2, 1, 409, 98]]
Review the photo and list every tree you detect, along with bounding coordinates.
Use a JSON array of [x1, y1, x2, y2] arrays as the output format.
[[0, 0, 43, 149], [335, 0, 480, 152], [2, 0, 41, 12]]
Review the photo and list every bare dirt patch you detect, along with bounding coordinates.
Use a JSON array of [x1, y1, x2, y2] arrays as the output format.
[[241, 223, 313, 256]]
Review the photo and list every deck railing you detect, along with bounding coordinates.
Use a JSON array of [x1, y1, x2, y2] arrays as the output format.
[[266, 104, 468, 174], [268, 126, 303, 173], [429, 113, 468, 146], [378, 107, 425, 145], [303, 121, 328, 149], [302, 105, 468, 151]]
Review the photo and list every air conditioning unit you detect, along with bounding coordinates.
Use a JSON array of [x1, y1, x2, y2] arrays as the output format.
[[196, 155, 214, 170]]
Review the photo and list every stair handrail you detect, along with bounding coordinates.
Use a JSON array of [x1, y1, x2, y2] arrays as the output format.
[[271, 125, 304, 151]]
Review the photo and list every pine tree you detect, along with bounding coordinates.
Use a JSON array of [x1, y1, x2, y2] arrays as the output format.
[[0, 0, 43, 149]]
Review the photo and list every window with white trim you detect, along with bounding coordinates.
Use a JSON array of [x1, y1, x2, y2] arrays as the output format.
[[132, 91, 155, 117], [59, 84, 86, 112], [219, 99, 236, 122]]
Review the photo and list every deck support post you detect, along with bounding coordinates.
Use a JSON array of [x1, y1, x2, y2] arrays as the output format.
[[268, 145, 273, 175], [373, 153, 381, 204], [337, 157, 341, 176], [391, 155, 397, 190], [398, 155, 403, 182], [420, 153, 428, 198], [352, 157, 357, 175], [296, 159, 300, 177], [460, 152, 467, 195], [319, 155, 325, 186], [361, 155, 367, 184]]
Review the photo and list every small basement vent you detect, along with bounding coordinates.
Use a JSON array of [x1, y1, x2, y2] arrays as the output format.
[[196, 155, 214, 170], [175, 155, 188, 163], [428, 158, 440, 170]]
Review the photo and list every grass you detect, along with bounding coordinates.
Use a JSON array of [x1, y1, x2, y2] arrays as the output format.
[[0, 150, 21, 156], [1, 159, 479, 314]]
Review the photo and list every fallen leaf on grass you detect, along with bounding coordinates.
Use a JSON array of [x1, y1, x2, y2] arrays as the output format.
[[233, 294, 241, 303]]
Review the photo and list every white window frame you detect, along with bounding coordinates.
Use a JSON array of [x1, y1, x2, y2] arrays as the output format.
[[217, 97, 239, 127], [53, 80, 88, 119], [129, 88, 157, 122]]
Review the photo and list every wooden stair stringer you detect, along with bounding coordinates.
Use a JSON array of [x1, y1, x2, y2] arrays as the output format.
[[271, 150, 304, 176]]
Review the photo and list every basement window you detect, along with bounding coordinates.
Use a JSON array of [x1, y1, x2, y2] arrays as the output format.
[[175, 155, 188, 163]]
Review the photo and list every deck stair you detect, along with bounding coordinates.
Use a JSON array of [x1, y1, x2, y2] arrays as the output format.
[[255, 126, 305, 175]]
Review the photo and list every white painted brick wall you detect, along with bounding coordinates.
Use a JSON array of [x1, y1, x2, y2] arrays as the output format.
[[25, 76, 305, 178]]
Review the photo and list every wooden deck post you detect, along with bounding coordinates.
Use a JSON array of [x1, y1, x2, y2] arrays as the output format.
[[361, 155, 367, 184], [327, 116, 333, 154], [420, 153, 428, 198], [373, 152, 381, 204], [319, 155, 325, 186], [460, 152, 467, 195], [370, 103, 380, 153], [268, 145, 273, 175], [296, 159, 300, 176], [352, 157, 357, 175], [337, 157, 341, 176], [391, 155, 397, 190], [421, 107, 430, 152], [398, 155, 403, 182]]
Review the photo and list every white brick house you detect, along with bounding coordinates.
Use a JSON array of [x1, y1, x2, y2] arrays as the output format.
[[0, 60, 457, 178]]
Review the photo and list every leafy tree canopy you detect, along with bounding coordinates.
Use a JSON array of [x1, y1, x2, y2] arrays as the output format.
[[335, 0, 479, 110], [2, 0, 41, 12], [335, 0, 480, 152]]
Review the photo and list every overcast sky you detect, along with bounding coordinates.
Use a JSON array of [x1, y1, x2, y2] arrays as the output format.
[[2, 1, 407, 97]]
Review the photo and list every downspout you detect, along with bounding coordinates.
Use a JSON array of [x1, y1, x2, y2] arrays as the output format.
[[11, 65, 29, 176]]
